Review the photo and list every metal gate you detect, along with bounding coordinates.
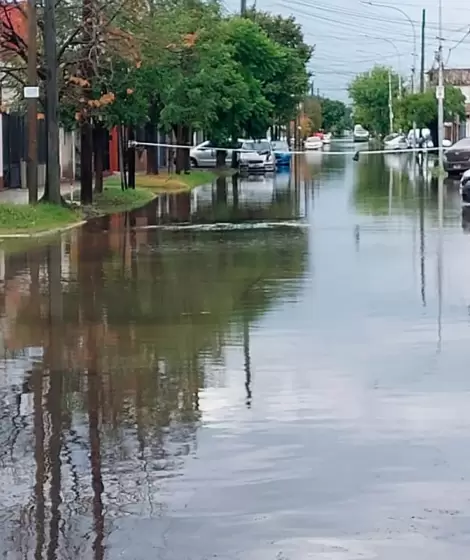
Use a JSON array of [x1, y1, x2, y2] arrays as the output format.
[[2, 113, 24, 189]]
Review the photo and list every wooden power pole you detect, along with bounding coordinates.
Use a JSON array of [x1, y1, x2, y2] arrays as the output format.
[[44, 0, 61, 203], [241, 0, 247, 15], [27, 0, 38, 203]]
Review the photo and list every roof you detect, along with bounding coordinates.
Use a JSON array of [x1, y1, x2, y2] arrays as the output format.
[[428, 68, 470, 86]]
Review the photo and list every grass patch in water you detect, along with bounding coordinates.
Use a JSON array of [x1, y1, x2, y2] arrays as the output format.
[[92, 182, 155, 214], [0, 202, 81, 235], [104, 170, 217, 193]]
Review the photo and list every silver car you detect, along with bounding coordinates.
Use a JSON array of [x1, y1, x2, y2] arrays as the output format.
[[190, 141, 237, 167], [239, 140, 276, 173]]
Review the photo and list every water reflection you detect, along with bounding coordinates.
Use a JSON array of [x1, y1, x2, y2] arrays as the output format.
[[0, 211, 307, 556], [1, 152, 470, 559], [136, 170, 311, 225]]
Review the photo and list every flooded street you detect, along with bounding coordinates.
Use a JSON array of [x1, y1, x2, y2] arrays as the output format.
[[2, 143, 470, 559]]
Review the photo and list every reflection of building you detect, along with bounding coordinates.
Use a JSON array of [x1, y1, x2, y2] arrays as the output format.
[[428, 68, 470, 140]]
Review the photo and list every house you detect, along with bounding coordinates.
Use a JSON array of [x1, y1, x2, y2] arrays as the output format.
[[427, 68, 470, 140]]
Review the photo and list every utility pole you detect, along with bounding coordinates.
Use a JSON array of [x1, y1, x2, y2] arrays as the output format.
[[437, 0, 444, 170], [0, 80, 3, 190], [241, 0, 246, 15], [388, 70, 394, 133], [420, 9, 426, 92], [44, 0, 61, 203], [27, 0, 38, 203]]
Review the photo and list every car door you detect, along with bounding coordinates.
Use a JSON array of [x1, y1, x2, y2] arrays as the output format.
[[196, 141, 216, 167]]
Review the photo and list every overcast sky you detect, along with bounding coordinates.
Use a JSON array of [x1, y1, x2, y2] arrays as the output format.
[[224, 0, 470, 102]]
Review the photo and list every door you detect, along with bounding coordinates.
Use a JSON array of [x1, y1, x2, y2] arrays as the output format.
[[195, 141, 216, 167]]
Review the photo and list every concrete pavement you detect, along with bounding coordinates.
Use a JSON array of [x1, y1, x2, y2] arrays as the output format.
[[0, 183, 79, 204]]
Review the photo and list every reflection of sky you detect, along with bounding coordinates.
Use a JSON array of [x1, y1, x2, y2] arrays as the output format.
[[224, 0, 470, 102], [173, 155, 470, 559]]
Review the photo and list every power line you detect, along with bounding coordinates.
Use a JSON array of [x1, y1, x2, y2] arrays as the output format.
[[279, 0, 470, 33]]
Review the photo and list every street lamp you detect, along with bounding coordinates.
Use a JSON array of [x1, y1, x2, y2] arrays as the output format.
[[363, 34, 403, 98], [361, 0, 417, 94]]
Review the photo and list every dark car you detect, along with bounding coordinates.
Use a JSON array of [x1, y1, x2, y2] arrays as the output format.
[[444, 137, 470, 175], [460, 170, 470, 205]]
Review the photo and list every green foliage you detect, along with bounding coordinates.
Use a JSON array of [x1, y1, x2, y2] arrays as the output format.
[[246, 9, 312, 122], [349, 66, 400, 136], [320, 98, 351, 134], [303, 96, 322, 133], [396, 86, 466, 130]]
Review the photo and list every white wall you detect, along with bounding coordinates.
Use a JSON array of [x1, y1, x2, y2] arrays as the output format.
[[458, 85, 470, 103]]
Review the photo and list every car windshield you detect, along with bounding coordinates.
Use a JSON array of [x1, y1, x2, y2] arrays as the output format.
[[272, 141, 289, 151], [452, 138, 470, 149], [384, 134, 399, 142], [242, 141, 271, 153]]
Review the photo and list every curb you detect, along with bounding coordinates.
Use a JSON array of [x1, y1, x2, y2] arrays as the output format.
[[0, 220, 87, 240]]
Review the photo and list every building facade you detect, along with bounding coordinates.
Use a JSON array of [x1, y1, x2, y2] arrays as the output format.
[[428, 68, 470, 139]]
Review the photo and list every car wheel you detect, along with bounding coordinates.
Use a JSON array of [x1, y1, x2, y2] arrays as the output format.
[[190, 157, 198, 168]]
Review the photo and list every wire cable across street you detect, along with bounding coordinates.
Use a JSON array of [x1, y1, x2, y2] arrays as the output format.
[[129, 140, 440, 158]]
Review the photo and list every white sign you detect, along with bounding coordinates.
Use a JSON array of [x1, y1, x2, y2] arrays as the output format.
[[436, 85, 445, 100], [23, 86, 39, 99]]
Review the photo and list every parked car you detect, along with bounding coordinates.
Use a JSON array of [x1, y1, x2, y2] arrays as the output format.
[[383, 133, 408, 151], [239, 140, 276, 173], [271, 140, 292, 167], [322, 132, 332, 145], [304, 136, 323, 150], [353, 124, 370, 142], [460, 169, 470, 205], [189, 141, 239, 167], [443, 137, 470, 175], [189, 141, 216, 167]]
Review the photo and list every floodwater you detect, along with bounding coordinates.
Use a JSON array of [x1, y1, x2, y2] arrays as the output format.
[[1, 143, 470, 559]]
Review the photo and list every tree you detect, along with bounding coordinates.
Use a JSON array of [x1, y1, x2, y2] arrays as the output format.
[[349, 66, 400, 136], [246, 8, 312, 133], [396, 86, 465, 141], [303, 96, 322, 135], [320, 97, 350, 134]]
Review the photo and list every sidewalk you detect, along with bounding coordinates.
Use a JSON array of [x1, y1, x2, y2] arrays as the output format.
[[0, 182, 80, 204]]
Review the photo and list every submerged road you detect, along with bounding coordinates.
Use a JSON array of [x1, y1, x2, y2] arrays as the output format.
[[1, 141, 470, 559]]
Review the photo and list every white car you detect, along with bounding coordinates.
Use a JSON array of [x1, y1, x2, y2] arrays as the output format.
[[239, 140, 276, 173], [353, 124, 370, 142], [304, 136, 323, 150], [383, 133, 408, 151], [189, 141, 237, 167]]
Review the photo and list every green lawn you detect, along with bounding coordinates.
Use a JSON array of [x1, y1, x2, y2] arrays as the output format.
[[104, 170, 216, 193], [92, 182, 155, 213], [0, 203, 81, 235]]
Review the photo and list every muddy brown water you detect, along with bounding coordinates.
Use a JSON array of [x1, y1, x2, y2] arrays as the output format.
[[1, 149, 470, 559]]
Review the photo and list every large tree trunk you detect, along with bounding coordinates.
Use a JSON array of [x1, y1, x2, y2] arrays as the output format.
[[80, 120, 93, 204], [216, 149, 227, 168], [127, 126, 136, 189], [183, 126, 191, 173], [93, 122, 105, 194], [174, 125, 184, 174], [145, 122, 159, 174], [118, 125, 127, 190]]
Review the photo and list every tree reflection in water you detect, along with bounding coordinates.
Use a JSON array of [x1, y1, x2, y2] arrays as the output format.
[[0, 212, 307, 557]]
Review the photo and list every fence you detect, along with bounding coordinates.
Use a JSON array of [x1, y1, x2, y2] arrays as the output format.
[[2, 113, 47, 188]]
